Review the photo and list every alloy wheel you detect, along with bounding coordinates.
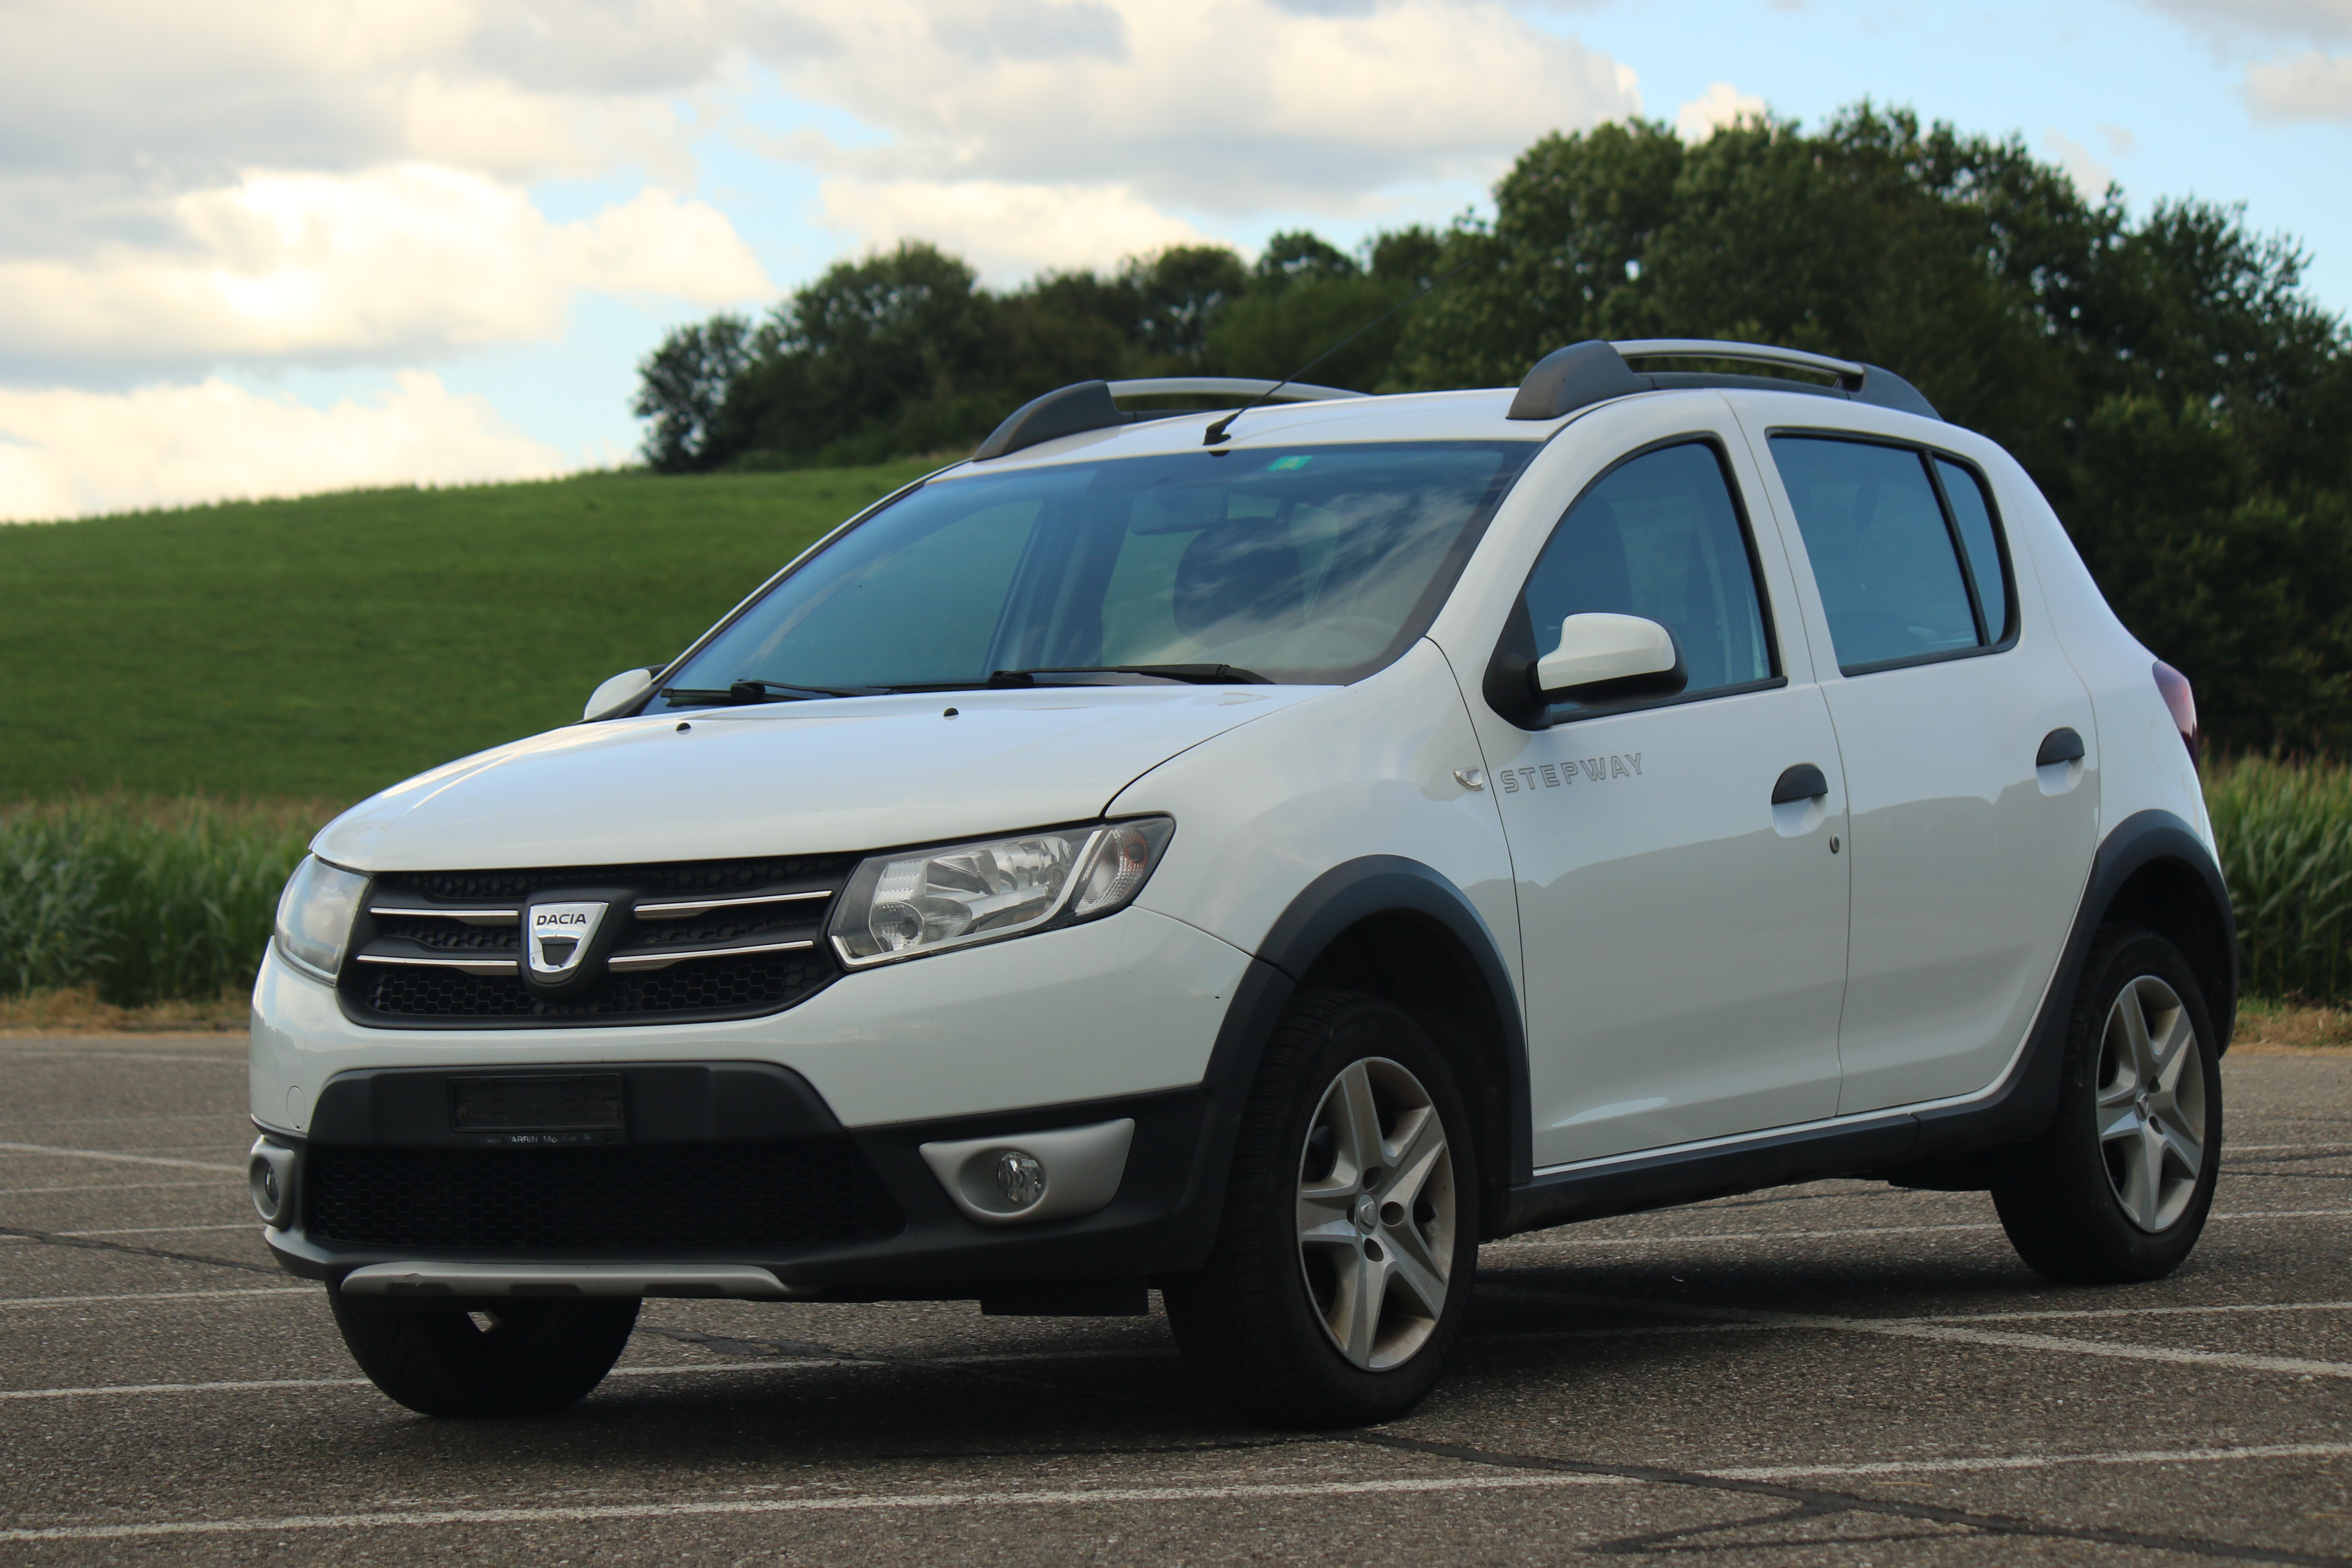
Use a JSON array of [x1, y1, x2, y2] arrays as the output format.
[[1294, 1057, 1457, 1370], [2095, 974, 2207, 1232]]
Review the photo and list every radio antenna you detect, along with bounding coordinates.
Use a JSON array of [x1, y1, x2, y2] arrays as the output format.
[[1202, 255, 1477, 447]]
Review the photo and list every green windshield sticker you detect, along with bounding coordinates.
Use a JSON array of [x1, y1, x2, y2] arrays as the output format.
[[1266, 455, 1313, 471]]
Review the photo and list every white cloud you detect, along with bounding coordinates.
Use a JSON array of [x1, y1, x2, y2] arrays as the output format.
[[774, 0, 1642, 214], [2246, 48, 2352, 116], [0, 168, 769, 376], [0, 373, 566, 523], [0, 0, 1638, 383], [2134, 1, 2352, 122], [819, 182, 1222, 282], [0, 0, 1648, 514], [2138, 0, 2352, 43], [2042, 129, 2115, 199], [1675, 83, 1767, 144]]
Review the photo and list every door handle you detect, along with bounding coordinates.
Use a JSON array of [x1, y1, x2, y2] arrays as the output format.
[[2037, 727, 2086, 767], [1771, 763, 1829, 804]]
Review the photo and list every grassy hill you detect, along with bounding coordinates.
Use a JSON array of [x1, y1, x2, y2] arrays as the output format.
[[0, 462, 934, 801]]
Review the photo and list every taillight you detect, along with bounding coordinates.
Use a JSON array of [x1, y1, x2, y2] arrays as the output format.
[[2153, 661, 2199, 763]]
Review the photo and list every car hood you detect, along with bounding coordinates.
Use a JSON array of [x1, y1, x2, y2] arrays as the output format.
[[313, 685, 1320, 871]]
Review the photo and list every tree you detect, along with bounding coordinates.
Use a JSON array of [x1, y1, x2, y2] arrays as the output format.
[[1119, 245, 1253, 365], [629, 315, 755, 474], [705, 242, 999, 468]]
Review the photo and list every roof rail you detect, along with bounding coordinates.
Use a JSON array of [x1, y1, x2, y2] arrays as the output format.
[[972, 378, 1363, 462], [1506, 338, 1940, 423]]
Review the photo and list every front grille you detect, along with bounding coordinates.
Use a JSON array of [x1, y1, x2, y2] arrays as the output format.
[[361, 949, 831, 1020], [343, 852, 854, 1029], [306, 1138, 903, 1251]]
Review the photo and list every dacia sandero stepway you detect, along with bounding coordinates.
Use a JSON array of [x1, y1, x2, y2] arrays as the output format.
[[251, 340, 2233, 1426]]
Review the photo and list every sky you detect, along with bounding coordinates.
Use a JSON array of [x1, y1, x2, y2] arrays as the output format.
[[0, 0, 2345, 523]]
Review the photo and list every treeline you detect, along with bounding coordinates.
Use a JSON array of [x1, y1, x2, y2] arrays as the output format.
[[631, 228, 1442, 473], [634, 106, 2352, 756]]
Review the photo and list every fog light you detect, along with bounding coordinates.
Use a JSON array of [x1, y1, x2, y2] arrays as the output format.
[[248, 1137, 297, 1227], [995, 1151, 1045, 1208]]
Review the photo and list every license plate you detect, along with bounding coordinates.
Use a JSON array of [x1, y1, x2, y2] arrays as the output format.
[[449, 1075, 624, 1141]]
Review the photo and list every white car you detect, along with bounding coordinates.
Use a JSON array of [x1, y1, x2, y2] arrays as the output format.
[[251, 339, 2234, 1426]]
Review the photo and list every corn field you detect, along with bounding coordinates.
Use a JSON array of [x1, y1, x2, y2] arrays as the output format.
[[2203, 756, 2352, 1004], [6, 760, 2352, 1007], [0, 796, 323, 1006]]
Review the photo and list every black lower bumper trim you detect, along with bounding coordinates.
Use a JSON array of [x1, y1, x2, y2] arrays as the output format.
[[264, 1072, 1229, 1297]]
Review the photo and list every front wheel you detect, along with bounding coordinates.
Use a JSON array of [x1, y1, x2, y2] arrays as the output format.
[[329, 1293, 640, 1417], [1164, 991, 1478, 1427], [1991, 926, 2223, 1283]]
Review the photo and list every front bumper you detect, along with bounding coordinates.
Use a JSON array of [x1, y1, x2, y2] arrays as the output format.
[[259, 1072, 1230, 1299]]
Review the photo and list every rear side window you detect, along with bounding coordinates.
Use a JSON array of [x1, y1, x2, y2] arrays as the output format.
[[1521, 441, 1775, 709], [1767, 437, 2009, 674]]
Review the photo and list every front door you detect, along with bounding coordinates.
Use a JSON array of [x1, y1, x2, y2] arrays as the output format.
[[1458, 420, 1851, 1169]]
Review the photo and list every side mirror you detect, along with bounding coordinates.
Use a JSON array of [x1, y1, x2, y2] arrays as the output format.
[[1533, 614, 1685, 701], [584, 667, 661, 720]]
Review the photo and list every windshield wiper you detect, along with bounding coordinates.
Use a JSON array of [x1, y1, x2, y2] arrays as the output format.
[[985, 665, 1271, 687], [660, 679, 876, 707]]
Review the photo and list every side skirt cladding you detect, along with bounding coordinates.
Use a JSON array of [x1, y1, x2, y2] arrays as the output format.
[[1500, 808, 2235, 1231]]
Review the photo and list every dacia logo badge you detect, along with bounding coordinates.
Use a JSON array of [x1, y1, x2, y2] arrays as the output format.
[[524, 900, 608, 978]]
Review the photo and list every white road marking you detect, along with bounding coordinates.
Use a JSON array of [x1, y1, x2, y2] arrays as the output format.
[[3, 1440, 2349, 1544], [1714, 1441, 2352, 1482], [50, 1223, 254, 1238], [0, 1050, 241, 1065], [0, 1179, 229, 1196], [0, 1475, 1634, 1542], [0, 1287, 311, 1308], [1910, 1301, 2352, 1325], [0, 1360, 858, 1402], [0, 1142, 242, 1173], [2230, 1143, 2352, 1153], [0, 1113, 248, 1128], [1490, 1286, 2352, 1379]]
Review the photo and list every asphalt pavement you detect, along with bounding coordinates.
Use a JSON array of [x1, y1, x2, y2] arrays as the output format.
[[0, 1032, 2345, 1565]]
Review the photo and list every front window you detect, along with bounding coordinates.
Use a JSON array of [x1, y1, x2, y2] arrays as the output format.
[[657, 442, 1537, 705]]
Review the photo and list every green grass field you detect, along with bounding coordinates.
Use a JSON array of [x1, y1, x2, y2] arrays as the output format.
[[0, 462, 934, 801]]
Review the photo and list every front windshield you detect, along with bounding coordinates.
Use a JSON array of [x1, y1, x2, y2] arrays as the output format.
[[657, 441, 1537, 705]]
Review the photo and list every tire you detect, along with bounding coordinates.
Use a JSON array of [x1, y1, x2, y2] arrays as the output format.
[[329, 1293, 640, 1417], [1991, 926, 2223, 1284], [1164, 991, 1479, 1428]]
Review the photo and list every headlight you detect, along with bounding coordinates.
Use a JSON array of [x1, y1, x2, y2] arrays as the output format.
[[274, 856, 369, 982], [830, 818, 1174, 968]]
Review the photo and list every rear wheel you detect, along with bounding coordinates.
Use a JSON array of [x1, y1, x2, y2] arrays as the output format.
[[1164, 991, 1478, 1427], [329, 1293, 640, 1417], [1992, 927, 2223, 1283]]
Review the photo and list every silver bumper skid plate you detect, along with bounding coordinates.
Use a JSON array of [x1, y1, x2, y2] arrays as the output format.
[[338, 1262, 813, 1299]]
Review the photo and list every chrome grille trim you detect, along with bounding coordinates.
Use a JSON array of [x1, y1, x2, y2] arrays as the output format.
[[354, 954, 521, 977], [634, 890, 833, 919], [369, 906, 519, 925], [606, 937, 817, 972]]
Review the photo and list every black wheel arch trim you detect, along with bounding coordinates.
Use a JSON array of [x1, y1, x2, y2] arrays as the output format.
[[1498, 806, 2236, 1231], [1182, 857, 1534, 1251]]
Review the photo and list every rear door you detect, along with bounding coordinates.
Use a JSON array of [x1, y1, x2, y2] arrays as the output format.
[[1457, 399, 1851, 1167], [1743, 422, 2098, 1112]]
